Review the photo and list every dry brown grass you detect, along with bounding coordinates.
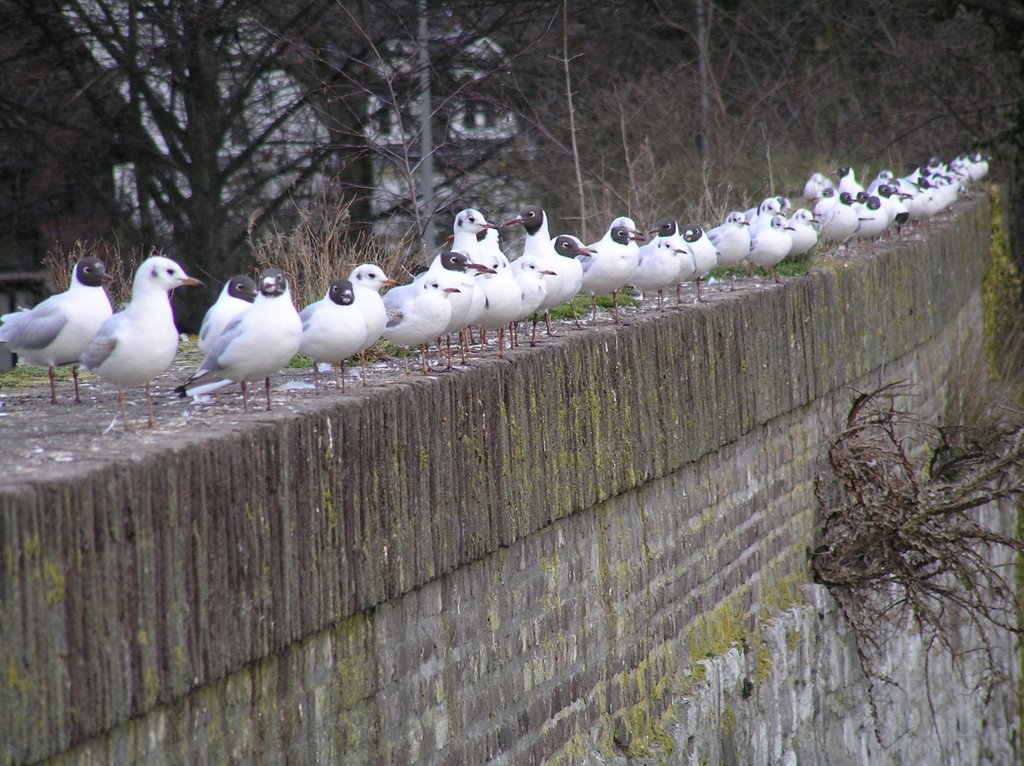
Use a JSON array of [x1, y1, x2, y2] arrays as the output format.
[[42, 239, 146, 309], [248, 200, 419, 309]]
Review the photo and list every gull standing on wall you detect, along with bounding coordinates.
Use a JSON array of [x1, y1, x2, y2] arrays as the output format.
[[175, 268, 301, 412], [0, 256, 113, 404], [80, 255, 201, 429]]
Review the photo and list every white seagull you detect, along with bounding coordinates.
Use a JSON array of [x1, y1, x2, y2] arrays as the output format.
[[80, 255, 201, 429], [853, 195, 890, 252], [786, 208, 819, 257], [632, 218, 687, 311], [542, 233, 592, 327], [299, 278, 368, 391], [511, 254, 558, 345], [0, 256, 113, 404], [836, 166, 865, 198], [708, 212, 751, 271], [198, 275, 257, 354], [580, 216, 644, 323], [449, 208, 497, 263], [475, 232, 523, 358], [348, 263, 397, 385], [506, 204, 575, 337], [176, 268, 301, 412], [819, 191, 860, 247], [383, 277, 460, 374], [748, 215, 794, 282], [682, 224, 719, 303]]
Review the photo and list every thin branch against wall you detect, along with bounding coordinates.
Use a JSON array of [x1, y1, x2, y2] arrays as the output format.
[[812, 380, 1024, 744], [560, 0, 586, 237]]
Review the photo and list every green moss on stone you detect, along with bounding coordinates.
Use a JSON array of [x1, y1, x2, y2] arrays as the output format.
[[982, 186, 1022, 380], [43, 561, 65, 605]]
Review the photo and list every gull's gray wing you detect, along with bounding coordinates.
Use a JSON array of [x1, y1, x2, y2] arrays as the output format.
[[198, 307, 216, 346], [385, 309, 404, 329], [0, 303, 68, 350], [79, 332, 117, 371]]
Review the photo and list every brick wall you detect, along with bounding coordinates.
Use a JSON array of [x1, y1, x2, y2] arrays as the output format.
[[1, 194, 1011, 764]]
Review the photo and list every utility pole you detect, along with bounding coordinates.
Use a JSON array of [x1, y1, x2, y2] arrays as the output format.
[[418, 0, 436, 250], [695, 0, 710, 161]]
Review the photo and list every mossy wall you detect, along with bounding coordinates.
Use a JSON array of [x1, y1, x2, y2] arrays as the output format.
[[0, 195, 1008, 765]]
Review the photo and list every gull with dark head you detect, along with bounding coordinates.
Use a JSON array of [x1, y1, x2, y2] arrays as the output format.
[[175, 268, 301, 412], [0, 256, 113, 404]]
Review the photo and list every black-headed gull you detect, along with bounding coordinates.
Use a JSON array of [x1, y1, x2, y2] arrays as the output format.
[[198, 275, 257, 354], [786, 209, 818, 257], [299, 278, 368, 391], [803, 172, 834, 203], [80, 255, 201, 429], [580, 216, 644, 323], [853, 195, 889, 252], [450, 208, 497, 262], [0, 256, 113, 404], [176, 268, 301, 412], [708, 212, 751, 279], [348, 263, 397, 385], [682, 224, 718, 303], [383, 277, 459, 374], [877, 185, 910, 235], [511, 254, 557, 345], [543, 234, 592, 328], [475, 232, 523, 358], [386, 251, 492, 368], [748, 215, 793, 282], [836, 166, 865, 198], [632, 219, 687, 311], [819, 191, 860, 246], [506, 205, 577, 337]]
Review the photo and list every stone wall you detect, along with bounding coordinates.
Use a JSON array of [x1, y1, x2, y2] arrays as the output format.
[[1, 194, 1014, 764]]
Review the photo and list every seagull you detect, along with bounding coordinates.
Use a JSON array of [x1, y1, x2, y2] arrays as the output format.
[[176, 268, 301, 412], [747, 197, 783, 234], [475, 233, 523, 358], [386, 251, 493, 368], [876, 184, 910, 236], [682, 224, 718, 303], [632, 220, 687, 311], [448, 211, 499, 342], [299, 278, 368, 391], [866, 169, 895, 195], [786, 208, 819, 257], [449, 208, 497, 263], [80, 255, 201, 429], [348, 263, 397, 385], [853, 195, 889, 252], [803, 172, 834, 203], [383, 277, 459, 374], [580, 216, 644, 323], [511, 254, 558, 345], [819, 191, 860, 247], [708, 212, 751, 272], [748, 215, 793, 282], [504, 204, 552, 260], [542, 234, 592, 328], [836, 166, 865, 198], [198, 275, 257, 354], [505, 204, 573, 337], [0, 256, 113, 404]]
